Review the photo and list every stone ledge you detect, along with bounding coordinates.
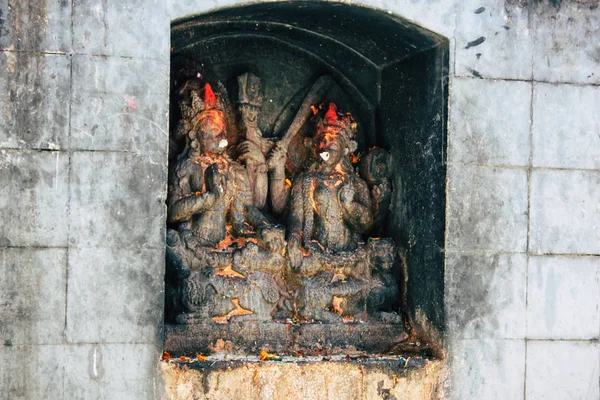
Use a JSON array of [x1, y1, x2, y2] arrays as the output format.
[[160, 356, 444, 400], [164, 322, 408, 356]]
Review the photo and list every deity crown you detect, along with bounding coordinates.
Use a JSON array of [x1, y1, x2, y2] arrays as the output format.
[[314, 102, 357, 143]]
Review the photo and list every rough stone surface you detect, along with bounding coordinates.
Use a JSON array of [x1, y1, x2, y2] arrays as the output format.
[[447, 165, 528, 252], [530, 169, 600, 255], [0, 150, 69, 246], [0, 52, 70, 149], [448, 338, 525, 400], [66, 247, 164, 343], [70, 54, 169, 152], [0, 0, 72, 52], [533, 82, 600, 169], [73, 0, 169, 60], [69, 151, 167, 248], [160, 358, 444, 400], [532, 1, 600, 84], [449, 77, 531, 166], [526, 340, 600, 400], [527, 255, 600, 340], [446, 253, 526, 339], [0, 248, 67, 345], [455, 0, 533, 80]]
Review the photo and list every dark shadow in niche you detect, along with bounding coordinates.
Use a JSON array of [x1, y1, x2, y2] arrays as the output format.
[[165, 1, 448, 356]]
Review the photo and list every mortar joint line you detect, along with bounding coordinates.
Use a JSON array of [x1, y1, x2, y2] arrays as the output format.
[[63, 0, 76, 347], [523, 24, 536, 391]]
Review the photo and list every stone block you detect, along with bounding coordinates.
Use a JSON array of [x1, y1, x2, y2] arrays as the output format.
[[448, 78, 531, 166], [0, 345, 66, 399], [0, 150, 69, 246], [447, 165, 528, 252], [530, 170, 600, 254], [0, 248, 66, 346], [69, 151, 167, 248], [73, 0, 169, 60], [532, 83, 600, 169], [66, 247, 164, 343], [455, 0, 533, 80], [446, 253, 526, 339], [69, 55, 169, 153], [1, 343, 161, 400], [532, 1, 600, 84], [0, 0, 71, 52], [64, 343, 161, 399], [0, 52, 70, 149], [527, 256, 600, 340], [526, 340, 600, 400], [447, 338, 525, 400]]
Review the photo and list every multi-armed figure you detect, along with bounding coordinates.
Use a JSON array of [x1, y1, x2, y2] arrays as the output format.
[[165, 80, 285, 324], [268, 102, 399, 323]]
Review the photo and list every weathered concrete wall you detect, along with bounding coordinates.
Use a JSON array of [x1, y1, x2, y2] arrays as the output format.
[[0, 0, 169, 398], [0, 0, 598, 399]]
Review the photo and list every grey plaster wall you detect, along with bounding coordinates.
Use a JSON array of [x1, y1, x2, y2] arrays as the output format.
[[0, 0, 598, 399]]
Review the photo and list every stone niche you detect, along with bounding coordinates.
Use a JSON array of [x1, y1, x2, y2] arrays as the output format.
[[164, 1, 448, 357]]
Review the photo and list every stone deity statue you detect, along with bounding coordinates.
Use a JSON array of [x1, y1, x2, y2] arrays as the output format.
[[165, 81, 286, 324], [267, 102, 399, 323]]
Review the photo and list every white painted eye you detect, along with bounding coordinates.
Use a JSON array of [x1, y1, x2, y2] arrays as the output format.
[[218, 139, 228, 148], [319, 152, 330, 161]]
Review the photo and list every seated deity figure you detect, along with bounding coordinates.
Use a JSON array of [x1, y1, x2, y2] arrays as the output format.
[[165, 81, 286, 324], [268, 103, 400, 323], [287, 103, 373, 263]]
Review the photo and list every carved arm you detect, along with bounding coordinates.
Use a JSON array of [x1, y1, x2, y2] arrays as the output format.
[[167, 191, 217, 223], [267, 143, 291, 215], [339, 179, 374, 233]]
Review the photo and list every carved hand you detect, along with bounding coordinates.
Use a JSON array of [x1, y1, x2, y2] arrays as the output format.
[[238, 140, 265, 165], [371, 181, 391, 203], [233, 222, 254, 237], [339, 182, 355, 205], [266, 142, 288, 173], [205, 163, 227, 200], [259, 137, 275, 155], [259, 224, 285, 253], [287, 235, 303, 270]]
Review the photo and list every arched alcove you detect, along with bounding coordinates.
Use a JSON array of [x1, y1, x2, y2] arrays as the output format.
[[166, 1, 448, 354]]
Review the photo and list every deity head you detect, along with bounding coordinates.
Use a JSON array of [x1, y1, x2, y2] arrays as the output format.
[[188, 83, 228, 155], [313, 103, 357, 169], [238, 72, 263, 129]]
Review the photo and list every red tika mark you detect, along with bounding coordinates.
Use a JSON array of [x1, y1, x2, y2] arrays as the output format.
[[204, 83, 217, 107], [324, 102, 338, 122]]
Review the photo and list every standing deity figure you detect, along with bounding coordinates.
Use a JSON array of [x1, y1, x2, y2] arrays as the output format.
[[236, 73, 274, 210]]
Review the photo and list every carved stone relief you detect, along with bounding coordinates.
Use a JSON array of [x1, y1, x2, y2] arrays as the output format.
[[165, 71, 401, 329]]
